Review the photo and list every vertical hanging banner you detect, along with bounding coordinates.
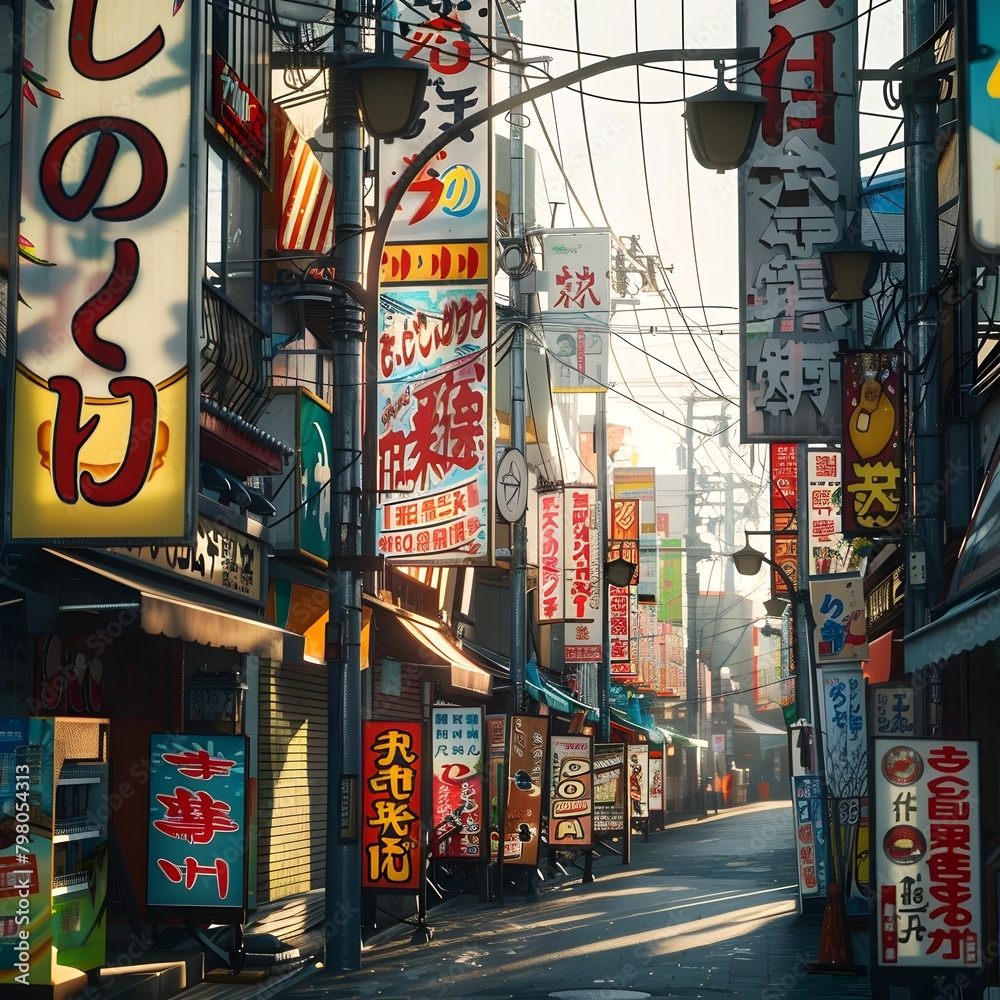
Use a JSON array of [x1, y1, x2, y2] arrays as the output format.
[[609, 497, 639, 676], [540, 230, 612, 392], [811, 573, 869, 663], [563, 486, 602, 664], [430, 706, 484, 859], [362, 721, 424, 892], [739, 0, 858, 442], [376, 3, 494, 565], [842, 352, 903, 536], [873, 739, 982, 981], [792, 774, 829, 898], [504, 715, 548, 865], [537, 489, 564, 623], [548, 735, 593, 848], [147, 734, 249, 918], [13, 3, 194, 542], [770, 443, 798, 597], [807, 449, 849, 574]]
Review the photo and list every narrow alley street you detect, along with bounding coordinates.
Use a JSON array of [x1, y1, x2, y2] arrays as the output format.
[[196, 802, 873, 1000]]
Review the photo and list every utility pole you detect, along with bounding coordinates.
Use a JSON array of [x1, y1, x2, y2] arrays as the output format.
[[683, 396, 703, 804], [597, 391, 611, 742], [506, 17, 527, 716], [326, 0, 364, 973], [904, 0, 941, 633]]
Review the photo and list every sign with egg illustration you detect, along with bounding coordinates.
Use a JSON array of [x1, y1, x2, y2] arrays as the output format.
[[842, 352, 902, 535], [872, 738, 981, 971]]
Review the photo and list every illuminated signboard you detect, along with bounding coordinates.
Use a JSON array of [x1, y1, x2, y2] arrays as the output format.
[[147, 734, 248, 920], [13, 3, 194, 543], [430, 707, 483, 860], [362, 721, 423, 892]]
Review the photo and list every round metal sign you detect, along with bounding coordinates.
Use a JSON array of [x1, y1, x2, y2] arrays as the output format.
[[496, 447, 528, 523]]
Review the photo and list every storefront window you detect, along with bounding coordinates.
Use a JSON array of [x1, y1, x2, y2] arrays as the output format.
[[205, 142, 259, 321]]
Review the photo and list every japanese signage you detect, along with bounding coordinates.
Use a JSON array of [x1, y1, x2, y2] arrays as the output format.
[[376, 3, 494, 567], [110, 514, 264, 604], [13, 2, 194, 543], [537, 489, 564, 623], [963, 1, 1000, 251], [792, 775, 829, 898], [210, 54, 267, 181], [485, 715, 505, 859], [873, 739, 982, 970], [147, 734, 248, 918], [362, 721, 424, 892], [375, 286, 491, 564], [609, 497, 638, 675], [627, 745, 649, 822], [540, 230, 611, 392], [563, 487, 603, 663], [609, 586, 633, 673], [807, 449, 849, 575], [770, 443, 798, 597], [548, 735, 593, 848], [739, 0, 858, 441], [842, 352, 902, 536], [648, 755, 663, 812], [872, 684, 915, 738], [613, 468, 656, 600], [657, 539, 683, 624], [593, 743, 626, 834], [430, 706, 483, 859], [811, 574, 869, 663], [818, 667, 868, 800], [0, 718, 54, 986], [504, 715, 548, 865]]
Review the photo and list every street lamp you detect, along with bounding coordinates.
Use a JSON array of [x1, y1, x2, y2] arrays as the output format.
[[818, 238, 903, 302], [322, 14, 763, 970], [730, 536, 815, 727]]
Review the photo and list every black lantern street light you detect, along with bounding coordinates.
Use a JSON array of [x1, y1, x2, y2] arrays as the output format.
[[316, 10, 764, 969], [730, 535, 816, 728]]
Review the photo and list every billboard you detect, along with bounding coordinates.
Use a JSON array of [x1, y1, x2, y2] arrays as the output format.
[[739, 0, 859, 441], [12, 3, 195, 542], [376, 3, 493, 565], [540, 230, 611, 392]]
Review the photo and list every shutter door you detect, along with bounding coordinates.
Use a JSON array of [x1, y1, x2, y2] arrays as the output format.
[[257, 661, 327, 905]]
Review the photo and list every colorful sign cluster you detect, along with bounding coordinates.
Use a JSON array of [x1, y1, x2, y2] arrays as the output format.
[[874, 739, 981, 969], [613, 468, 657, 600], [376, 4, 494, 566], [13, 3, 194, 542], [147, 734, 248, 917], [362, 721, 424, 892], [739, 0, 858, 441], [430, 707, 484, 859], [540, 230, 612, 392]]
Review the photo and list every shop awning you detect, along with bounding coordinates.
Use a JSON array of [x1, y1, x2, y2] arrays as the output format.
[[46, 549, 304, 661], [733, 714, 787, 737], [525, 660, 597, 719], [611, 710, 664, 746], [365, 597, 492, 697], [903, 589, 1000, 671], [658, 724, 709, 749]]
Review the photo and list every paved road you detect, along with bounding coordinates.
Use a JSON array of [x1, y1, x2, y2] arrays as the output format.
[[253, 801, 872, 1000]]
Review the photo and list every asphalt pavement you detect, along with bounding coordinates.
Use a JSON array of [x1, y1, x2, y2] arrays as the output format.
[[181, 801, 873, 1000]]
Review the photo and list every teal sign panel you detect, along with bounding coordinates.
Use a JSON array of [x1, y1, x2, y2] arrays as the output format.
[[147, 734, 248, 918]]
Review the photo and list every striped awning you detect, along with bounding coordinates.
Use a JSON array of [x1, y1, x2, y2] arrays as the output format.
[[272, 104, 334, 254]]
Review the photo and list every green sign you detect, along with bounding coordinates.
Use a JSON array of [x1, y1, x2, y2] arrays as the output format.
[[298, 389, 333, 564], [658, 539, 683, 623]]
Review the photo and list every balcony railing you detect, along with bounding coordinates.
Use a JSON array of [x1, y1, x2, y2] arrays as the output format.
[[201, 281, 271, 423]]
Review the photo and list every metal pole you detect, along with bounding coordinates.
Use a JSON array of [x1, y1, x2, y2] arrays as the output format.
[[795, 444, 812, 724], [597, 390, 611, 742], [507, 38, 527, 717], [683, 398, 702, 805], [903, 0, 941, 632], [326, 0, 364, 973]]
